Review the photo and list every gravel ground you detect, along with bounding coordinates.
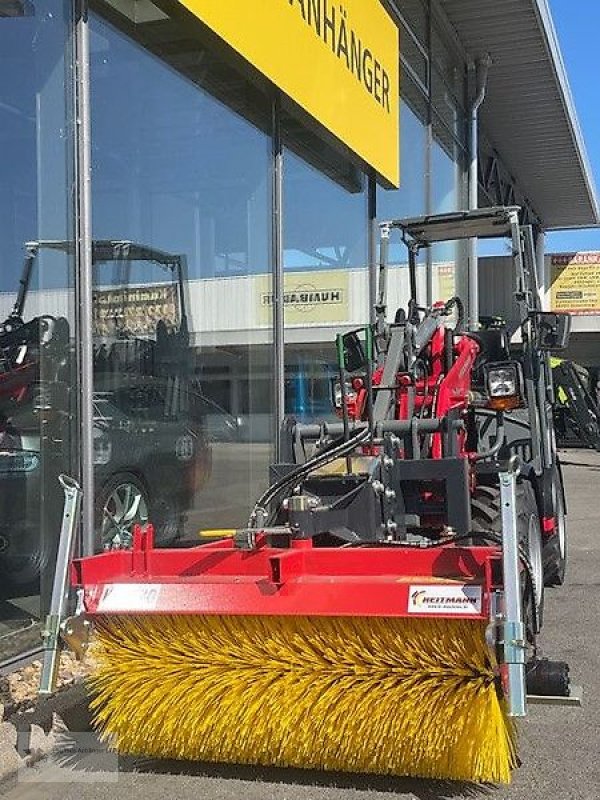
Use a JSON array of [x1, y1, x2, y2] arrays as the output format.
[[0, 654, 88, 718], [0, 448, 599, 800]]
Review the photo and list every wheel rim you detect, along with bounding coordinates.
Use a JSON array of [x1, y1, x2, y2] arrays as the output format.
[[528, 515, 544, 608], [101, 481, 149, 550], [552, 479, 566, 561]]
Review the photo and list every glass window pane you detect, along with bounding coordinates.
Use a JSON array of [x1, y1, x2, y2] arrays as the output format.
[[400, 21, 429, 91], [90, 5, 273, 547], [377, 90, 428, 314], [391, 0, 428, 49], [283, 150, 366, 272], [0, 0, 76, 664], [431, 27, 466, 109], [432, 70, 466, 148], [431, 134, 468, 303], [282, 148, 368, 424], [378, 96, 427, 222]]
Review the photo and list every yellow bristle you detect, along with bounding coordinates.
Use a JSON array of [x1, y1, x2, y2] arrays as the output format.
[[88, 614, 517, 783]]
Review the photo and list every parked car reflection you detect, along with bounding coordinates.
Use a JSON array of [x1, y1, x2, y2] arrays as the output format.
[[93, 377, 212, 550], [0, 240, 212, 588], [191, 391, 245, 443]]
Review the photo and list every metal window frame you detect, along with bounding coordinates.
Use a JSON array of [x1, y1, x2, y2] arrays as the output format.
[[73, 0, 95, 556], [272, 96, 285, 461]]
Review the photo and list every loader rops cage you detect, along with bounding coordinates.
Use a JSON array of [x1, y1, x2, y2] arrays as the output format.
[[61, 206, 579, 785]]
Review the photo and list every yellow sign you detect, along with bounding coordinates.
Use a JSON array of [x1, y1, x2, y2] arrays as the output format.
[[179, 0, 399, 187], [259, 270, 349, 325], [551, 252, 600, 315], [437, 263, 456, 302]]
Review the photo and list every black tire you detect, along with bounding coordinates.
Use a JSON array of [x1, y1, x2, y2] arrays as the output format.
[[544, 467, 567, 587], [471, 480, 545, 636], [0, 524, 54, 594], [95, 472, 182, 551], [0, 549, 49, 593]]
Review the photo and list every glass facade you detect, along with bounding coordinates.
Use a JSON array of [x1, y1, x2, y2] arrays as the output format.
[[0, 0, 471, 665], [282, 147, 368, 424], [89, 2, 274, 541], [378, 1, 469, 313], [0, 0, 76, 663]]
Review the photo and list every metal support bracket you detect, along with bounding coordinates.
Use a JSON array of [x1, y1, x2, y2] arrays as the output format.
[[499, 460, 527, 717], [60, 612, 92, 661], [39, 475, 82, 697], [527, 687, 583, 707]]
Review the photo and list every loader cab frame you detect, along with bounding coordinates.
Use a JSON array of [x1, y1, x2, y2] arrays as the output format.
[[377, 206, 570, 481]]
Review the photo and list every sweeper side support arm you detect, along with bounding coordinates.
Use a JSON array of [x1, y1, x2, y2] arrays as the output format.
[[498, 464, 527, 717], [39, 475, 83, 696]]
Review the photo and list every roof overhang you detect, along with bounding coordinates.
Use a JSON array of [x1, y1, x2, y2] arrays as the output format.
[[440, 0, 599, 230]]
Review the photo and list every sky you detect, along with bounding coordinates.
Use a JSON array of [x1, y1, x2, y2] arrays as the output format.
[[545, 1, 600, 254]]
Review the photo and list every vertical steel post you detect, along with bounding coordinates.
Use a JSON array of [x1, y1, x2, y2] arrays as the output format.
[[467, 55, 492, 331], [368, 178, 378, 326], [535, 228, 546, 308], [530, 226, 554, 469], [272, 97, 285, 462], [425, 244, 433, 308], [425, 2, 433, 306], [74, 0, 94, 555], [512, 216, 542, 474], [424, 118, 432, 307], [408, 245, 418, 307], [499, 467, 527, 717]]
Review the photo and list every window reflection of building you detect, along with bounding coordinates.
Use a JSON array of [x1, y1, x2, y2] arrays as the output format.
[[90, 6, 273, 537], [0, 0, 473, 666], [0, 0, 76, 663]]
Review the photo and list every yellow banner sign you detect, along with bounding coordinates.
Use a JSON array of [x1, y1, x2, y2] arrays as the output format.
[[437, 263, 456, 303], [179, 0, 399, 186], [551, 252, 600, 315], [259, 270, 349, 325]]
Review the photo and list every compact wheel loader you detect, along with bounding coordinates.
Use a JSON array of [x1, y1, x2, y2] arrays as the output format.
[[56, 206, 578, 784]]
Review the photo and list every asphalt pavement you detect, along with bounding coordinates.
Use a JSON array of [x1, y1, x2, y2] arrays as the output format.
[[1, 448, 599, 800]]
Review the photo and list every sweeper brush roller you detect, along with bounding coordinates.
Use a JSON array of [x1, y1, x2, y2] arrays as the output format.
[[88, 614, 517, 783]]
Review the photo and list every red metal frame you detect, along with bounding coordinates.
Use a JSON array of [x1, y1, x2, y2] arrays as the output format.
[[369, 326, 480, 461], [72, 527, 501, 621], [433, 333, 480, 458]]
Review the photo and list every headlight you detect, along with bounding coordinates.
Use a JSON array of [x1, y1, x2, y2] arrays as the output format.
[[488, 366, 517, 397], [484, 362, 523, 410]]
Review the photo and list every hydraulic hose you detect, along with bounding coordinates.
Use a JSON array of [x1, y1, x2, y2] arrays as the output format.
[[248, 426, 371, 527]]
